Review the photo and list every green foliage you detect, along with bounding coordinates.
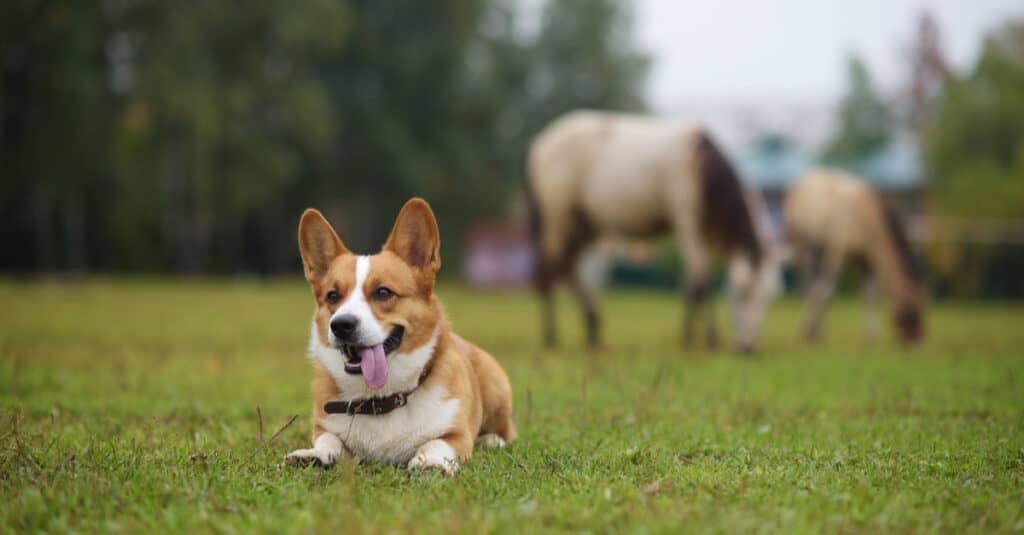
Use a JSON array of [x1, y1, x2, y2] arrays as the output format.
[[524, 0, 650, 126], [0, 1, 112, 271], [0, 0, 650, 274], [1, 280, 1023, 532], [822, 56, 893, 165], [493, 0, 650, 180], [925, 21, 1024, 219], [923, 22, 1024, 296], [112, 0, 349, 272]]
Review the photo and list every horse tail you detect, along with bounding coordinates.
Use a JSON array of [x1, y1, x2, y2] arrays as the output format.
[[525, 180, 540, 254], [880, 201, 923, 283], [693, 130, 762, 265], [524, 158, 544, 285]]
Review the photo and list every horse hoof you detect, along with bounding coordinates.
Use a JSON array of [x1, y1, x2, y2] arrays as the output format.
[[803, 326, 821, 344], [680, 333, 694, 350]]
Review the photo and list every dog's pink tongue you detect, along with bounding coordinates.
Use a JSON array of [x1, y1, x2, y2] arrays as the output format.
[[356, 344, 388, 389]]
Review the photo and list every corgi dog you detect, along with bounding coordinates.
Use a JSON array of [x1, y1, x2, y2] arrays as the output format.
[[284, 198, 516, 475]]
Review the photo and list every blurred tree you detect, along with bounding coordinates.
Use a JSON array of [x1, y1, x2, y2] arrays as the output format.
[[447, 0, 650, 255], [924, 21, 1024, 296], [111, 0, 347, 273], [1, 0, 112, 272], [0, 0, 649, 274], [906, 11, 951, 135], [311, 0, 499, 257], [926, 21, 1024, 220], [524, 0, 649, 127], [309, 0, 649, 262], [822, 55, 893, 165]]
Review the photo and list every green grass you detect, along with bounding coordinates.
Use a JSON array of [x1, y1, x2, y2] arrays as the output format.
[[1, 278, 1023, 533]]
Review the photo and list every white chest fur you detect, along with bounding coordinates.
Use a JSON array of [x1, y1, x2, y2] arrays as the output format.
[[307, 320, 458, 465], [318, 386, 460, 464]]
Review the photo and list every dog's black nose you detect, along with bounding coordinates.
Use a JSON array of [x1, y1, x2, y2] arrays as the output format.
[[330, 314, 359, 338]]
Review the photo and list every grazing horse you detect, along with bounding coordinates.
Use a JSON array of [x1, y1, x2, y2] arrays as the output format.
[[784, 169, 924, 344], [527, 110, 783, 352]]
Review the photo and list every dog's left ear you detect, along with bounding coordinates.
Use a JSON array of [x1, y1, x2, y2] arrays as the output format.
[[384, 198, 441, 275]]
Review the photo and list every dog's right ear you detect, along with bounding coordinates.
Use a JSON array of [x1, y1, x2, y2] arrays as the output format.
[[298, 209, 348, 281]]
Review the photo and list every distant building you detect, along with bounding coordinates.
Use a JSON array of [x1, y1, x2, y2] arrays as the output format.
[[736, 129, 925, 237], [463, 223, 533, 288]]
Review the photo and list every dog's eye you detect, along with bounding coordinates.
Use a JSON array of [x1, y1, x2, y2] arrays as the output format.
[[325, 290, 341, 305], [372, 286, 395, 302]]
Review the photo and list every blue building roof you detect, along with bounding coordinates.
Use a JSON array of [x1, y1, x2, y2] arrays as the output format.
[[738, 132, 923, 191]]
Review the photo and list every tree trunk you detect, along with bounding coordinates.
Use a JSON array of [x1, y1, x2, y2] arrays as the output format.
[[32, 188, 54, 271], [159, 141, 188, 273], [63, 188, 87, 273]]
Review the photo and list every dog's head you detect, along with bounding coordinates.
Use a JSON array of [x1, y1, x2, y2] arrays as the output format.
[[299, 198, 443, 392]]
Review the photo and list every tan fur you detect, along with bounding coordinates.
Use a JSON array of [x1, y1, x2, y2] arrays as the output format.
[[294, 200, 515, 470], [784, 169, 924, 342], [453, 333, 518, 443], [310, 365, 340, 445]]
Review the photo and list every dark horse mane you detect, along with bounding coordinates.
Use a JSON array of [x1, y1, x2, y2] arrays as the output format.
[[693, 130, 762, 265], [880, 201, 924, 284]]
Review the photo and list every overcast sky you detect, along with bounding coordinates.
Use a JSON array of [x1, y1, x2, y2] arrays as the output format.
[[635, 0, 1024, 112]]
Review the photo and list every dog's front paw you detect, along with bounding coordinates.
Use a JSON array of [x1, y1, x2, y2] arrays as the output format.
[[407, 439, 459, 476], [283, 434, 344, 469], [476, 433, 507, 449], [283, 448, 337, 469], [408, 452, 458, 475]]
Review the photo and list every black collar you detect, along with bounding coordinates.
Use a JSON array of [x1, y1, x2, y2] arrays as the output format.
[[323, 391, 411, 415], [323, 367, 431, 416]]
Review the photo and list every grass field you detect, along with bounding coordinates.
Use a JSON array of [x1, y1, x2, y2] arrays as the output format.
[[1, 279, 1023, 533]]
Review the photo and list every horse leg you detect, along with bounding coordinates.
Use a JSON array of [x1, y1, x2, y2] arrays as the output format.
[[704, 291, 719, 350], [678, 230, 713, 350], [803, 248, 844, 342], [535, 216, 571, 349], [794, 245, 818, 340], [566, 232, 602, 349], [682, 278, 715, 349], [570, 267, 602, 349], [795, 245, 820, 295], [536, 261, 559, 348], [862, 275, 881, 343], [573, 243, 609, 349]]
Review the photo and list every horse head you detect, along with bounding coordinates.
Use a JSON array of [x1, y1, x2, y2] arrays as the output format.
[[892, 292, 924, 344], [727, 245, 787, 353]]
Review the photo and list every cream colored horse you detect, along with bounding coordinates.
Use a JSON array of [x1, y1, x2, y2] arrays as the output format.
[[784, 169, 924, 343], [527, 111, 783, 352]]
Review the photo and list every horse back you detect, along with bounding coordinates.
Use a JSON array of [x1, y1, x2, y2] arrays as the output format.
[[528, 111, 699, 237]]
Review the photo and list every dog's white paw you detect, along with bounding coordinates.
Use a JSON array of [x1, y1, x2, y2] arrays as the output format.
[[283, 434, 343, 469], [407, 439, 459, 476], [476, 433, 506, 449], [283, 448, 337, 468]]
